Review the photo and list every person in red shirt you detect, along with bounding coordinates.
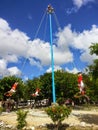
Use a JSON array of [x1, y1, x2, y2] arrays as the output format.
[[77, 72, 85, 95], [31, 88, 40, 97], [4, 82, 18, 97]]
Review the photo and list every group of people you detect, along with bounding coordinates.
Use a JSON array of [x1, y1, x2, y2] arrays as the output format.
[[3, 72, 88, 106], [4, 82, 41, 98]]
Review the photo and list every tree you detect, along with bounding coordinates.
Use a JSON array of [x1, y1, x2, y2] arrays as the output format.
[[40, 73, 52, 100], [0, 76, 23, 100], [89, 43, 98, 55], [86, 43, 98, 102], [25, 77, 42, 100], [55, 70, 77, 100], [89, 43, 98, 80]]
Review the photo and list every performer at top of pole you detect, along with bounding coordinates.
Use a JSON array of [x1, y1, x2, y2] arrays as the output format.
[[47, 4, 54, 14]]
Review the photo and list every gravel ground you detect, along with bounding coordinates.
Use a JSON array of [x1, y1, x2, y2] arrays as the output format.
[[0, 107, 98, 129]]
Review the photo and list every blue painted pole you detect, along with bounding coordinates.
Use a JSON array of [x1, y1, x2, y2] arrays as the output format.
[[49, 13, 56, 103]]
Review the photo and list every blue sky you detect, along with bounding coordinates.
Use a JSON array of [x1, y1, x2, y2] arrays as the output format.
[[0, 0, 98, 80]]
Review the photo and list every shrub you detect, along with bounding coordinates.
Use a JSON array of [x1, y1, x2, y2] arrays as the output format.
[[16, 109, 28, 130], [45, 103, 72, 129], [0, 107, 4, 114], [57, 97, 65, 105]]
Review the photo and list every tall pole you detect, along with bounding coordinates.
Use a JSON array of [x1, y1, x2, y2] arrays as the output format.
[[47, 5, 56, 103]]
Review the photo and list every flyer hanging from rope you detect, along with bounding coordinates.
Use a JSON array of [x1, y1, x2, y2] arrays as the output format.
[[4, 82, 18, 97], [31, 88, 41, 97], [77, 72, 85, 95]]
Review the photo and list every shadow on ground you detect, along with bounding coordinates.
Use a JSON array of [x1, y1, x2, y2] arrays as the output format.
[[77, 114, 98, 125], [46, 123, 69, 130]]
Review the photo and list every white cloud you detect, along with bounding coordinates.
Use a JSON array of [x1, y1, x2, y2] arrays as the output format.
[[65, 67, 79, 74], [56, 24, 98, 65], [54, 47, 73, 64], [66, 7, 77, 15], [27, 39, 51, 65], [66, 0, 96, 14], [4, 54, 18, 63], [0, 18, 29, 76], [80, 50, 97, 64], [0, 17, 98, 77], [0, 19, 29, 57], [73, 0, 95, 9], [73, 25, 98, 63], [29, 57, 42, 69], [8, 67, 21, 76], [73, 25, 98, 49], [0, 18, 10, 31], [0, 59, 21, 77], [46, 65, 62, 73], [0, 59, 7, 75], [23, 75, 28, 81]]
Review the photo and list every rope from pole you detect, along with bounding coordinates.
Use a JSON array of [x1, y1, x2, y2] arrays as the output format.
[[34, 10, 47, 39]]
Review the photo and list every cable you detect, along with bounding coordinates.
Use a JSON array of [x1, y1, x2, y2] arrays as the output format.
[[20, 10, 47, 76], [43, 14, 48, 41], [34, 10, 47, 39], [53, 12, 61, 30], [20, 57, 28, 76]]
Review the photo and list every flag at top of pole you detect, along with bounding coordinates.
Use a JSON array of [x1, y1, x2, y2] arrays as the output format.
[[47, 4, 56, 103]]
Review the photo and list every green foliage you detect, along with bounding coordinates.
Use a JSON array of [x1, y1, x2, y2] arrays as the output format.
[[88, 60, 98, 80], [45, 104, 71, 128], [40, 72, 52, 99], [0, 69, 97, 104], [0, 76, 22, 100], [89, 43, 98, 55], [57, 97, 65, 105], [16, 109, 28, 130], [26, 77, 43, 99], [89, 43, 98, 81], [85, 43, 98, 102], [0, 107, 4, 114], [56, 71, 78, 102]]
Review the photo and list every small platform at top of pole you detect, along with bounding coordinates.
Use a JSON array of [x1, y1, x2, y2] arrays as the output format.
[[47, 4, 54, 14]]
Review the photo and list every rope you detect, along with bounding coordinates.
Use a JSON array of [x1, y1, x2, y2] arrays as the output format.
[[53, 12, 61, 30], [20, 6, 82, 77], [20, 10, 47, 76], [71, 48, 82, 72], [34, 10, 47, 39], [43, 14, 48, 41], [20, 57, 28, 76]]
